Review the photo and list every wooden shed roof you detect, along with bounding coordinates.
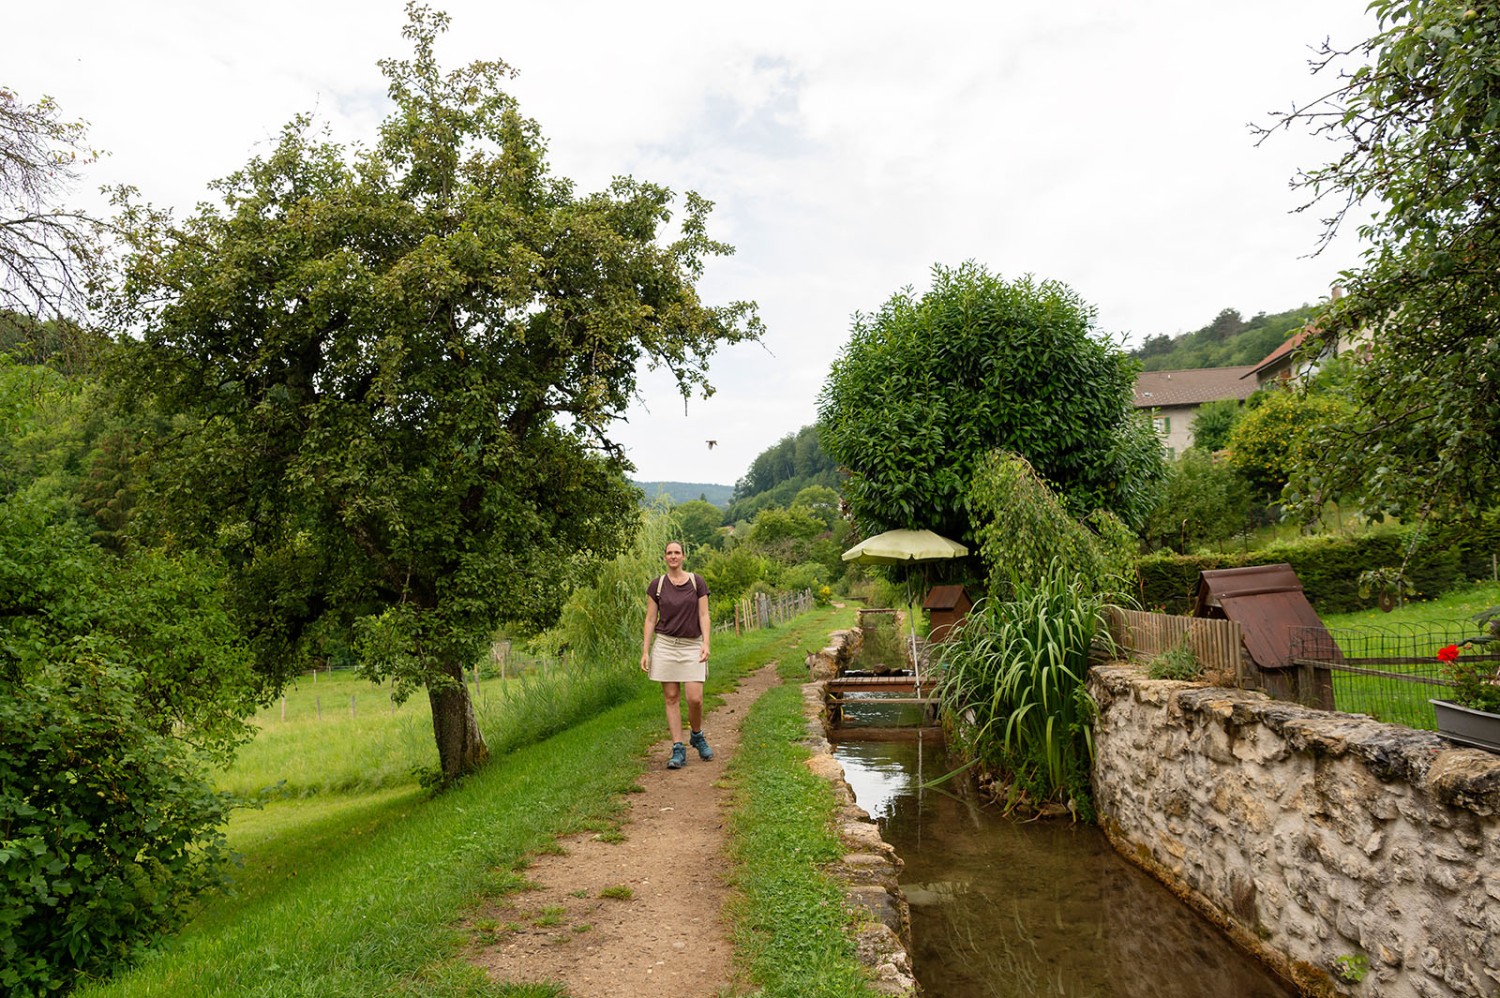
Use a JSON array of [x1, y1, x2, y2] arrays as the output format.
[[922, 585, 971, 611], [1192, 564, 1329, 670]]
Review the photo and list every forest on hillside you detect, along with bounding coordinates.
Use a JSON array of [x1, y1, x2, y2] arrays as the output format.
[[1129, 303, 1321, 371]]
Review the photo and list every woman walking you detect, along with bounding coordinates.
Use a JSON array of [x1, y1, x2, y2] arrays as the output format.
[[640, 541, 713, 769]]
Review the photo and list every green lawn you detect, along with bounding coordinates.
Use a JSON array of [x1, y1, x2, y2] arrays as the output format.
[[79, 606, 872, 997], [1315, 580, 1500, 728]]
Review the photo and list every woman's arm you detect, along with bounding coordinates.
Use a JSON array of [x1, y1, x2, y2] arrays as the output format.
[[697, 594, 711, 663], [640, 599, 658, 672]]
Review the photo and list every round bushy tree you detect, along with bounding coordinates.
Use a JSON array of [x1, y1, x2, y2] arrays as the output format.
[[818, 262, 1164, 543]]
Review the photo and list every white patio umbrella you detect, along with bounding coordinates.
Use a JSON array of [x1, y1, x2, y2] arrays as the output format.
[[841, 529, 968, 565], [842, 529, 968, 680]]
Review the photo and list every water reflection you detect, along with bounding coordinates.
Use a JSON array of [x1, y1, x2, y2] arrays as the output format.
[[833, 738, 1292, 998]]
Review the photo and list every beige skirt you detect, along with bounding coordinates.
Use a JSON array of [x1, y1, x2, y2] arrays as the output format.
[[649, 634, 706, 683]]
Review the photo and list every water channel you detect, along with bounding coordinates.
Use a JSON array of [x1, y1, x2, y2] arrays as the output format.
[[831, 698, 1294, 998]]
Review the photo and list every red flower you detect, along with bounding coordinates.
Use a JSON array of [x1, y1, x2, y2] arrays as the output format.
[[1437, 644, 1461, 663]]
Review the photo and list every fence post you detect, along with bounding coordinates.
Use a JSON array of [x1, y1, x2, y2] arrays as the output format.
[[316, 695, 321, 720], [350, 695, 356, 719]]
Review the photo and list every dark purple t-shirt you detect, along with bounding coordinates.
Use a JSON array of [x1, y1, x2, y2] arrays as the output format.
[[648, 573, 709, 639]]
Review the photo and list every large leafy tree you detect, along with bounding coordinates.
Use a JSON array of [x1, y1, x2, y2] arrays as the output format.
[[1265, 0, 1500, 521], [818, 262, 1163, 545], [109, 6, 760, 780]]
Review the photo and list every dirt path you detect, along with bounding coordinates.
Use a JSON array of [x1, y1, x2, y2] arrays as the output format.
[[469, 663, 782, 997]]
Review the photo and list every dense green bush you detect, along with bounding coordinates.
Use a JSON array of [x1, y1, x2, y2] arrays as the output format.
[[1, 661, 232, 995], [1, 493, 252, 992], [967, 450, 1136, 598], [1135, 522, 1493, 615]]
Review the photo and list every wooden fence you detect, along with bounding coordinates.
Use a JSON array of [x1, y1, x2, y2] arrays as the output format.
[[717, 588, 817, 635], [1105, 606, 1244, 679]]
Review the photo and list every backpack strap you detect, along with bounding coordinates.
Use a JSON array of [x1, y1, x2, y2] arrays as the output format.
[[655, 574, 666, 599]]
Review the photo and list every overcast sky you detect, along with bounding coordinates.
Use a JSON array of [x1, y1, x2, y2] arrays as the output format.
[[6, 1, 1377, 487]]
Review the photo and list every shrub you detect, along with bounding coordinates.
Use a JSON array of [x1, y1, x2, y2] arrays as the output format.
[[1135, 523, 1478, 615], [1147, 639, 1203, 681], [0, 659, 231, 994], [967, 450, 1136, 599]]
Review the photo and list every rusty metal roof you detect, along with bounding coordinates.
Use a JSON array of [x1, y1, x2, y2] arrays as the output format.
[[1193, 564, 1329, 670], [922, 585, 971, 611]]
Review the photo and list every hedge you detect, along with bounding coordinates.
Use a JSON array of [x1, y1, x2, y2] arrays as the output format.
[[1135, 516, 1500, 616]]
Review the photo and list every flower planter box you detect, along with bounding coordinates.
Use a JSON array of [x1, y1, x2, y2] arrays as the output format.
[[1430, 699, 1500, 753]]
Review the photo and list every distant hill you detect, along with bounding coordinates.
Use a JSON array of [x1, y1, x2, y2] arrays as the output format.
[[1130, 304, 1322, 372], [725, 425, 839, 523], [634, 481, 734, 508]]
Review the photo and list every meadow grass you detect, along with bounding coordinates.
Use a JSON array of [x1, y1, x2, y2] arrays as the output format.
[[1318, 579, 1500, 631], [79, 606, 854, 997], [1313, 580, 1500, 728], [722, 606, 886, 998]]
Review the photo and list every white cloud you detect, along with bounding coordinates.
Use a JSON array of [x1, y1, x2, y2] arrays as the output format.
[[4, 0, 1376, 486]]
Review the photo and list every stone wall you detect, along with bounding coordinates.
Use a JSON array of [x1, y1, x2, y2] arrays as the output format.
[[1089, 663, 1500, 998]]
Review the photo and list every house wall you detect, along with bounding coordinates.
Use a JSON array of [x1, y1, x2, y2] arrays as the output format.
[[1089, 663, 1500, 998], [1149, 404, 1197, 456]]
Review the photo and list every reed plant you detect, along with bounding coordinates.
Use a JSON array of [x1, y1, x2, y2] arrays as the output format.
[[534, 504, 677, 665], [936, 566, 1108, 818]]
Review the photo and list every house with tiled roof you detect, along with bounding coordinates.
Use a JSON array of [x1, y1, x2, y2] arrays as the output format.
[[1243, 287, 1370, 387], [1132, 366, 1259, 456]]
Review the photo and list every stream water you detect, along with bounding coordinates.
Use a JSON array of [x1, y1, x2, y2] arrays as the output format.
[[832, 714, 1294, 998]]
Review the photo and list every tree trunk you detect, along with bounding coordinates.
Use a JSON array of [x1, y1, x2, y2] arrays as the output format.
[[428, 661, 489, 782]]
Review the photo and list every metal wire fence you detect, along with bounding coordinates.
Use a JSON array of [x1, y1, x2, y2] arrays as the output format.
[[1290, 622, 1500, 730]]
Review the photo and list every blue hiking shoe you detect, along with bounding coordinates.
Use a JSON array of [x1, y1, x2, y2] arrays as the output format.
[[667, 742, 687, 769], [689, 730, 713, 761]]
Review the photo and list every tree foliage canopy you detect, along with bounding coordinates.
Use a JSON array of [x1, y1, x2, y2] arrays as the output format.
[[107, 6, 760, 779], [1267, 0, 1500, 521], [818, 262, 1163, 544]]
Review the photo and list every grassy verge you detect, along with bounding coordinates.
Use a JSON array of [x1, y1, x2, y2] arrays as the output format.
[[1316, 580, 1500, 728], [722, 606, 884, 998], [78, 608, 851, 997], [1318, 579, 1500, 630]]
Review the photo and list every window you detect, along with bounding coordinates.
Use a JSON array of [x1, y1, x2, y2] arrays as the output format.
[[1152, 416, 1171, 435]]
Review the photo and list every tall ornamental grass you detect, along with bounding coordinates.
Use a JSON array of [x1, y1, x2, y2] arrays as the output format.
[[936, 567, 1109, 818]]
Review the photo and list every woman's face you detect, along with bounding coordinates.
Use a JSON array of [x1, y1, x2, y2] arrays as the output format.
[[664, 544, 684, 569]]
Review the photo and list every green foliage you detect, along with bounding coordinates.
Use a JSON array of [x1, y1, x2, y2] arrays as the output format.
[[1438, 604, 1500, 711], [1188, 399, 1242, 453], [699, 547, 772, 609], [1267, 0, 1500, 524], [1142, 450, 1252, 553], [1440, 645, 1500, 713], [534, 506, 676, 667], [1133, 518, 1499, 615], [1224, 387, 1353, 500], [1, 660, 233, 995], [936, 567, 1108, 818], [726, 425, 838, 524], [818, 262, 1165, 544], [669, 499, 724, 554], [106, 8, 760, 779], [1332, 953, 1370, 985], [0, 486, 254, 990], [966, 450, 1135, 598], [1146, 639, 1203, 682], [1130, 304, 1321, 372]]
